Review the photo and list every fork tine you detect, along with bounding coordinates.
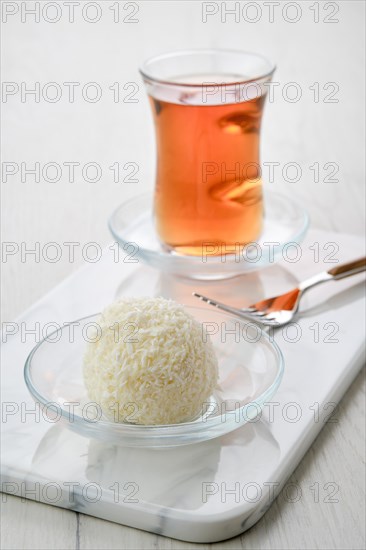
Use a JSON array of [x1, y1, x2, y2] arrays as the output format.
[[192, 293, 257, 321], [193, 293, 284, 327], [248, 311, 267, 317], [255, 314, 281, 325]]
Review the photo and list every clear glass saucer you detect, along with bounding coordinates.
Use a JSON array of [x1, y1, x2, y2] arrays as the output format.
[[108, 191, 309, 280], [24, 307, 284, 448]]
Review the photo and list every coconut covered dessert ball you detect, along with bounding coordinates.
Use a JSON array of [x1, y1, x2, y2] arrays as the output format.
[[83, 297, 219, 425]]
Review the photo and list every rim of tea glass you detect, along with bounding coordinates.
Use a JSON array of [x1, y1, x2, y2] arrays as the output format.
[[139, 48, 276, 88]]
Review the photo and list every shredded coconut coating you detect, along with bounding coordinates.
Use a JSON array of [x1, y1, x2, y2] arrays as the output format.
[[83, 297, 219, 425]]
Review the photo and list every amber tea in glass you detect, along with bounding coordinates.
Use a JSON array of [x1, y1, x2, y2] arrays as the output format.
[[140, 50, 275, 256]]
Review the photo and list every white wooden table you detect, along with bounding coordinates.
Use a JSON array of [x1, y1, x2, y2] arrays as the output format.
[[1, 1, 365, 548]]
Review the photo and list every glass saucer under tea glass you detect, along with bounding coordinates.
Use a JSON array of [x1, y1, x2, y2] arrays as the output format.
[[108, 190, 309, 280], [24, 307, 284, 448]]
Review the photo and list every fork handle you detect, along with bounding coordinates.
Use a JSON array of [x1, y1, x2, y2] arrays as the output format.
[[327, 257, 366, 280]]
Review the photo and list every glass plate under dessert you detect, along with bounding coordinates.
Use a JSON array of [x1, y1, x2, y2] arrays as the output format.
[[24, 306, 284, 448]]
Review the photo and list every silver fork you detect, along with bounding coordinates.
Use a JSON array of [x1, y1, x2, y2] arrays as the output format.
[[193, 257, 366, 327]]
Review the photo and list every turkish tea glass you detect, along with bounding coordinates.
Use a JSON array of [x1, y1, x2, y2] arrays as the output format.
[[140, 50, 275, 257]]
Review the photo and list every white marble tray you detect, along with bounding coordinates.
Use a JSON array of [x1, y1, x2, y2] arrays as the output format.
[[1, 229, 365, 543]]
